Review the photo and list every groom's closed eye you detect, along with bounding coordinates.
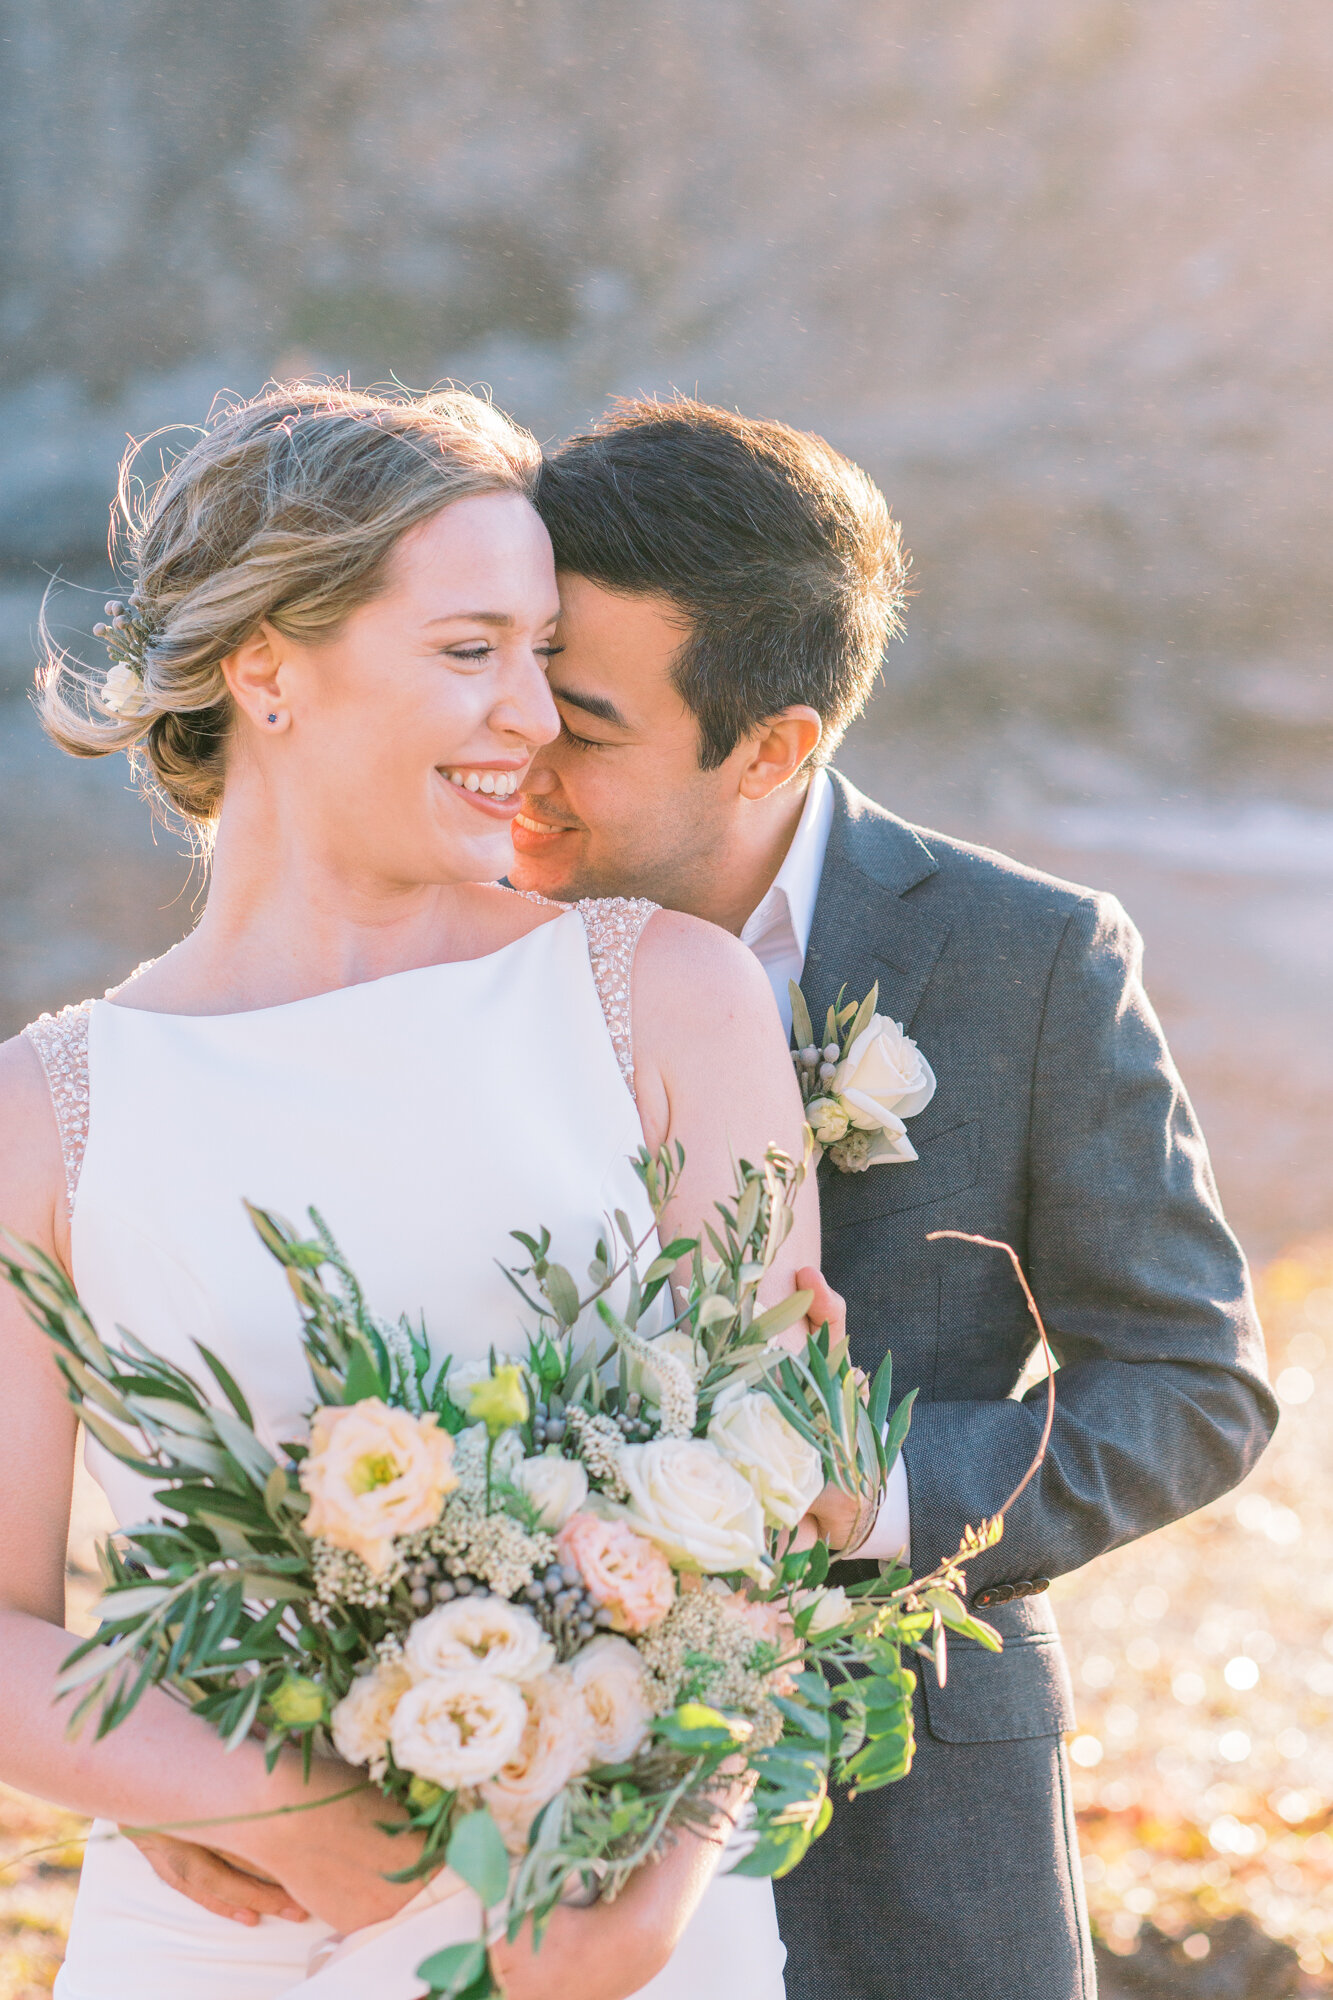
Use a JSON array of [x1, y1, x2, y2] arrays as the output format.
[[552, 686, 631, 750], [561, 721, 612, 751]]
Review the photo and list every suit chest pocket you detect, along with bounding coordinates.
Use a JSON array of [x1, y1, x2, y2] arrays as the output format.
[[823, 1118, 981, 1232]]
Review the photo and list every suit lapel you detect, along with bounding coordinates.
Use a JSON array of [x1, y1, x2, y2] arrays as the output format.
[[802, 773, 951, 1037]]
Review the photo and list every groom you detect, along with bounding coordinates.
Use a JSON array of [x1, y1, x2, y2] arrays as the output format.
[[510, 398, 1277, 1999]]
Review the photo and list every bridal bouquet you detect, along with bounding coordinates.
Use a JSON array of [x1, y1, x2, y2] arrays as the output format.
[[2, 1147, 1001, 2000]]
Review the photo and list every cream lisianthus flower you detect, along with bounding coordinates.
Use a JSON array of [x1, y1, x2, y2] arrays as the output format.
[[390, 1669, 527, 1788], [330, 1659, 412, 1772], [481, 1670, 593, 1854], [300, 1399, 457, 1574], [567, 1635, 651, 1765], [707, 1387, 825, 1530], [512, 1453, 588, 1531], [618, 1437, 769, 1579], [829, 1016, 935, 1163], [404, 1597, 554, 1684]]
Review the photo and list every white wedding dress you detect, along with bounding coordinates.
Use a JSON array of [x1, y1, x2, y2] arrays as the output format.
[[24, 897, 787, 2000]]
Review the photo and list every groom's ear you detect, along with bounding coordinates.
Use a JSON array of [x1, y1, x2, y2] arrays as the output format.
[[736, 706, 823, 801]]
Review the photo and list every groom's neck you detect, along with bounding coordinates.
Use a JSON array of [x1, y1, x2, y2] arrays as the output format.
[[664, 779, 811, 938]]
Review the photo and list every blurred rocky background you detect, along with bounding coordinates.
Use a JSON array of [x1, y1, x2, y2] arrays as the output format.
[[1, 1, 1331, 1989]]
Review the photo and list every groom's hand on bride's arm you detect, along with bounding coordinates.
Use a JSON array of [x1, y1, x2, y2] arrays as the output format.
[[490, 1786, 745, 2000]]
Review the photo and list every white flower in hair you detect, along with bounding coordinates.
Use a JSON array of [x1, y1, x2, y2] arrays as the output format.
[[101, 662, 149, 718]]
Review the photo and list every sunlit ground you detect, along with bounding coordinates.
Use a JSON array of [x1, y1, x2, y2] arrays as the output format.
[[1056, 1240, 1333, 1995], [0, 1244, 1328, 1997]]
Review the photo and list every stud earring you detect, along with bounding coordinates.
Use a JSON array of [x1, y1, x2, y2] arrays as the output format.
[[267, 713, 279, 725]]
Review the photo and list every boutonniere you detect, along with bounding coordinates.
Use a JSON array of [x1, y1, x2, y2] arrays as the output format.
[[789, 979, 936, 1173]]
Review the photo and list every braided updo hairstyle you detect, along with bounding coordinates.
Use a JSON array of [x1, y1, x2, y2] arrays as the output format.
[[40, 382, 542, 830]]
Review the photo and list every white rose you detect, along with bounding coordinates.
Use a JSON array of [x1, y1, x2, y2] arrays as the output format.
[[481, 1670, 593, 1854], [806, 1096, 851, 1146], [390, 1668, 527, 1787], [329, 1659, 411, 1770], [405, 1597, 554, 1684], [567, 1635, 652, 1765], [618, 1436, 769, 1579], [794, 1584, 853, 1636], [512, 1453, 588, 1531], [830, 1016, 935, 1162], [707, 1389, 825, 1531]]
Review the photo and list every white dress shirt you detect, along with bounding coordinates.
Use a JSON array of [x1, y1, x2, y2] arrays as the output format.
[[739, 769, 911, 1564]]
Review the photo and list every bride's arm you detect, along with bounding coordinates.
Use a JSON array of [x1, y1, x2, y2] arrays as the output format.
[[630, 910, 820, 1294], [0, 1034, 419, 1932]]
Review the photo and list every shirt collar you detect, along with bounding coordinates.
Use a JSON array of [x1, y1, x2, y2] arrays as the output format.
[[739, 765, 835, 964]]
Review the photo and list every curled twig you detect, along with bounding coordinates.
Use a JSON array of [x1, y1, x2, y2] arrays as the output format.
[[925, 1231, 1057, 1518]]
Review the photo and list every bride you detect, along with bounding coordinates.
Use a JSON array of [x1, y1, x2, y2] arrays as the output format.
[[0, 384, 831, 2000]]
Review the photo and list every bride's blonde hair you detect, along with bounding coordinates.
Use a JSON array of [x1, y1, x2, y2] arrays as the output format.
[[40, 382, 542, 830]]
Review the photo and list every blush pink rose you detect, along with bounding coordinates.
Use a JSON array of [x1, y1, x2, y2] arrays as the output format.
[[557, 1512, 676, 1635]]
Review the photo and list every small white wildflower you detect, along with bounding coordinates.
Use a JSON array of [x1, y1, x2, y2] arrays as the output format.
[[567, 1408, 628, 1499]]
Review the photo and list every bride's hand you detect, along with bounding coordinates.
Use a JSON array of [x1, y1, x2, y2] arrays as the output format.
[[128, 1831, 310, 1926], [224, 1756, 423, 1933]]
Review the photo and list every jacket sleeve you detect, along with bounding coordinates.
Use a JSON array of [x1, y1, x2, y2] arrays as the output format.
[[901, 891, 1278, 1594]]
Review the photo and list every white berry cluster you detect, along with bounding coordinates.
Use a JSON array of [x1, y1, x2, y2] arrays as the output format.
[[403, 1496, 556, 1602], [311, 1536, 401, 1610], [636, 1593, 784, 1749]]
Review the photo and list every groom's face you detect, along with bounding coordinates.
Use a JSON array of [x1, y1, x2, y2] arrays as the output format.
[[510, 574, 742, 906]]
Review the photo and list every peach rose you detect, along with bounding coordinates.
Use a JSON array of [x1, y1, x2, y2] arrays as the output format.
[[481, 1670, 592, 1854], [301, 1398, 457, 1574], [557, 1512, 676, 1635]]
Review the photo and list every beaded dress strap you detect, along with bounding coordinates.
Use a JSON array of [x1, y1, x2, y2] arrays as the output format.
[[23, 959, 159, 1215], [23, 1001, 94, 1215], [512, 891, 659, 1098]]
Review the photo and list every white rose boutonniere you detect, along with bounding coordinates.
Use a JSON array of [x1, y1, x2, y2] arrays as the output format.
[[791, 979, 935, 1174]]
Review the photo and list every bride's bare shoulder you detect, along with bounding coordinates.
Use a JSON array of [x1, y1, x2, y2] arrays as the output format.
[[634, 908, 778, 1025], [456, 882, 570, 952]]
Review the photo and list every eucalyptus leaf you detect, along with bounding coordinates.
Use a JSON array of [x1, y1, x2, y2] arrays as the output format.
[[446, 1807, 510, 1908], [542, 1264, 581, 1329], [415, 1941, 489, 1999]]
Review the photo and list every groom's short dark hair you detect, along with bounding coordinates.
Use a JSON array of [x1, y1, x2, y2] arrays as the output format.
[[535, 397, 909, 768]]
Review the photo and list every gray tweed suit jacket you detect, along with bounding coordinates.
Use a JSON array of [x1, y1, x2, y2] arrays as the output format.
[[772, 772, 1276, 2000]]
